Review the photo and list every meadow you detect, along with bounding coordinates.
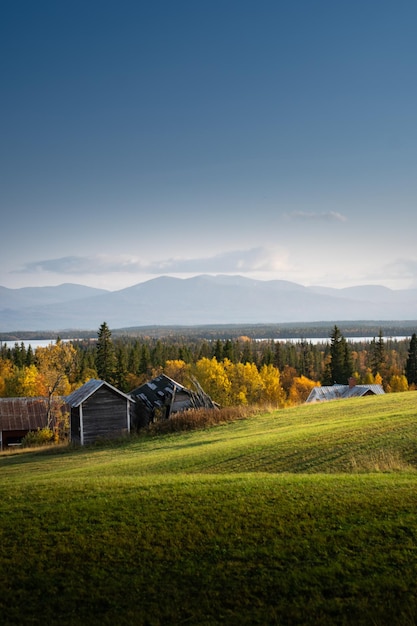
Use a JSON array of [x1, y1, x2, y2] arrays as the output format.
[[1, 393, 417, 625]]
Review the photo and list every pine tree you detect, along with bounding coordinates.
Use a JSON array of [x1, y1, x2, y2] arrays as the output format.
[[96, 322, 117, 383], [406, 333, 417, 387]]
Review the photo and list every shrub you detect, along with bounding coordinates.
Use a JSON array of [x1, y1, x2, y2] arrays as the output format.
[[21, 427, 54, 448]]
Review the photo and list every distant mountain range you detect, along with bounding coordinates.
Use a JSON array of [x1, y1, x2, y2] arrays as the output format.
[[1, 275, 417, 332]]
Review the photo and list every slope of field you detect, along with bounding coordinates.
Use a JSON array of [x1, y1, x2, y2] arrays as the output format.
[[1, 393, 417, 625]]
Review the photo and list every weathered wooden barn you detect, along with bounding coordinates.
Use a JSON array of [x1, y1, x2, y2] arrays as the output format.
[[130, 374, 217, 428], [67, 379, 132, 445], [0, 397, 68, 450]]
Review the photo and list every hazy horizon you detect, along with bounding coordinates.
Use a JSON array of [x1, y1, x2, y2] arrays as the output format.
[[2, 273, 417, 294]]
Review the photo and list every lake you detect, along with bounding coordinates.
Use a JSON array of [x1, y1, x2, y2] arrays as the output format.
[[0, 336, 412, 350], [0, 338, 93, 350]]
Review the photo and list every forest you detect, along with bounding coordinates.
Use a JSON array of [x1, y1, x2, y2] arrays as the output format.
[[1, 323, 417, 408]]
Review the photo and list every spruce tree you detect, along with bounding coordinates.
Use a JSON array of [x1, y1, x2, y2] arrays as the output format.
[[115, 345, 129, 392], [139, 344, 151, 375], [96, 322, 117, 383], [214, 339, 223, 361], [406, 333, 417, 387], [370, 330, 386, 377], [223, 339, 235, 362], [325, 325, 353, 384]]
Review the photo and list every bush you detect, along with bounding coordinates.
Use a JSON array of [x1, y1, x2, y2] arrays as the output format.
[[21, 428, 54, 448]]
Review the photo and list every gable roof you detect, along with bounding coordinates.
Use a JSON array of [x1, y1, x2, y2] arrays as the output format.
[[66, 379, 132, 408], [306, 384, 385, 403]]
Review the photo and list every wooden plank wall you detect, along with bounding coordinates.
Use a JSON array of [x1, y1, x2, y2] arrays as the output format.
[[82, 387, 129, 445], [70, 407, 81, 444]]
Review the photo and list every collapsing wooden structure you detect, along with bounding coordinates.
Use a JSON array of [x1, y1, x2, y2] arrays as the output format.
[[130, 374, 217, 429], [66, 379, 132, 445]]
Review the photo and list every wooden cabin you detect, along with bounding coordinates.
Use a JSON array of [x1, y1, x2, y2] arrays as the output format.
[[130, 374, 217, 429], [67, 379, 132, 445]]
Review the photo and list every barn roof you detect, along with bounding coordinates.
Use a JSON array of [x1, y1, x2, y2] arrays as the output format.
[[344, 384, 385, 398], [0, 397, 66, 431], [306, 384, 385, 403], [66, 379, 132, 408], [130, 374, 216, 412], [130, 374, 189, 411]]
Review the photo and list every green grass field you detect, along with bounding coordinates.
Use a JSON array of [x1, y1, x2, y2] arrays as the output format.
[[1, 393, 417, 625]]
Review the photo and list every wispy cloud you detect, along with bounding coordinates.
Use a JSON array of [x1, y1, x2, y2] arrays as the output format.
[[14, 256, 146, 275], [286, 210, 347, 222], [14, 248, 288, 276]]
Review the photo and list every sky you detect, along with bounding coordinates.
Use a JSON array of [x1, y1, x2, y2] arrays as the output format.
[[1, 0, 417, 292]]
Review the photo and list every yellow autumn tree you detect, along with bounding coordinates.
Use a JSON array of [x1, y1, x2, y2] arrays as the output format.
[[34, 340, 77, 436], [35, 340, 77, 397], [374, 372, 383, 386], [193, 357, 232, 406], [363, 369, 375, 384], [224, 360, 265, 405], [164, 359, 191, 386], [259, 364, 285, 407], [0, 358, 16, 397], [288, 375, 319, 405], [19, 364, 46, 397], [387, 374, 408, 393]]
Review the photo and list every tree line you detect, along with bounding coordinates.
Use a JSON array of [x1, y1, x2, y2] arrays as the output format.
[[1, 323, 417, 407]]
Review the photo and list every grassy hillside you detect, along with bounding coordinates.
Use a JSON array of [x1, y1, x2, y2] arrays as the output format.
[[1, 393, 417, 625]]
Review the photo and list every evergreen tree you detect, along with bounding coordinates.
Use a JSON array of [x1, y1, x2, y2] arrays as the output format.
[[25, 344, 34, 366], [213, 339, 223, 361], [115, 345, 129, 392], [241, 341, 253, 364], [128, 340, 141, 375], [370, 330, 386, 377], [12, 342, 26, 368], [406, 333, 417, 387], [324, 325, 353, 384], [343, 339, 354, 381], [151, 340, 164, 368], [96, 322, 117, 383], [139, 344, 151, 375], [273, 342, 283, 370], [223, 339, 235, 362], [261, 342, 274, 366], [298, 340, 308, 376]]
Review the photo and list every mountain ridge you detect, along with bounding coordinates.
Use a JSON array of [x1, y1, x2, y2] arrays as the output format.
[[1, 275, 417, 331]]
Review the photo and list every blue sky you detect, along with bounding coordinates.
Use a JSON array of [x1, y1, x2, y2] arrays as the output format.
[[1, 0, 417, 291]]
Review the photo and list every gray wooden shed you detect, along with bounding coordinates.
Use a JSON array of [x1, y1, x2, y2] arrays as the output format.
[[67, 379, 131, 445]]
